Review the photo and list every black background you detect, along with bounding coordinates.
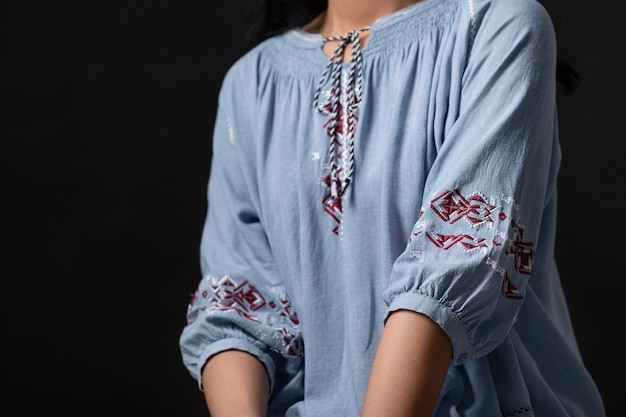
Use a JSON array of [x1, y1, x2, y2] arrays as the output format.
[[2, 1, 623, 415]]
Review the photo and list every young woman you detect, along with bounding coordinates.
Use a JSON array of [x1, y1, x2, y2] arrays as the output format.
[[179, 0, 606, 416]]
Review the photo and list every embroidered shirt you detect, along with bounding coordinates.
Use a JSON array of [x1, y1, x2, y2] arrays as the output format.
[[179, 0, 606, 416]]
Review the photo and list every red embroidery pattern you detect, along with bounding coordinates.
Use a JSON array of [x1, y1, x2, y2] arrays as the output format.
[[501, 272, 523, 299], [487, 257, 524, 299], [187, 289, 198, 315], [505, 219, 534, 275], [274, 327, 304, 357], [208, 277, 266, 322], [408, 210, 425, 244], [430, 189, 497, 226], [189, 275, 303, 357], [418, 189, 536, 300], [319, 97, 359, 235], [277, 293, 300, 326], [425, 233, 488, 251], [322, 168, 344, 235]]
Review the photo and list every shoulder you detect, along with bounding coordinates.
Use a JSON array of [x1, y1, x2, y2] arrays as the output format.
[[470, 0, 555, 35], [218, 33, 297, 106], [218, 40, 269, 100], [466, 0, 556, 60], [470, 0, 551, 17]]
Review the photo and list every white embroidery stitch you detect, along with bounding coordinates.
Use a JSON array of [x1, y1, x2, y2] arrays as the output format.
[[494, 229, 508, 240], [226, 117, 235, 144], [486, 257, 507, 277], [468, 0, 476, 51], [500, 194, 520, 211]]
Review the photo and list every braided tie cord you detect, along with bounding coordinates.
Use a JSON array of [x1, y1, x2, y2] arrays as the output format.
[[313, 27, 370, 201]]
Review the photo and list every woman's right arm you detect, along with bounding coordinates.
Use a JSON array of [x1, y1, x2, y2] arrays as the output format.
[[202, 350, 270, 417], [179, 63, 304, 415]]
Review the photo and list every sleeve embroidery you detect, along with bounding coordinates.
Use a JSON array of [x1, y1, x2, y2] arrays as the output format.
[[408, 188, 536, 300], [187, 275, 303, 358]]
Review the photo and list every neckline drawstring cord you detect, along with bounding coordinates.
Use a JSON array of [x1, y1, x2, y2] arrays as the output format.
[[313, 27, 370, 226]]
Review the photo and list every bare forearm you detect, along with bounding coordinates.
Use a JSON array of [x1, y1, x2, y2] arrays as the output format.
[[202, 349, 270, 417], [361, 309, 452, 417]]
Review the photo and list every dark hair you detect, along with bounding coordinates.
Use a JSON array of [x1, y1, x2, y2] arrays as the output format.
[[556, 57, 581, 94], [245, 0, 327, 44], [247, 0, 579, 94]]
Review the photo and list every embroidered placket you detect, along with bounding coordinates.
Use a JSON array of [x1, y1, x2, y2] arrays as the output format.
[[313, 27, 370, 233]]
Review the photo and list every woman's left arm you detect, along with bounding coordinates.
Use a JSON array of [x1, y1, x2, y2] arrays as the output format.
[[364, 1, 560, 415], [360, 310, 452, 417]]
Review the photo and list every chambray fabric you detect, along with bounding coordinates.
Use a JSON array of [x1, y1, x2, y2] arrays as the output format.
[[179, 0, 606, 416]]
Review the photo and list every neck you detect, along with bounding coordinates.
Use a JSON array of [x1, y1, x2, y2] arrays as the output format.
[[304, 0, 421, 37]]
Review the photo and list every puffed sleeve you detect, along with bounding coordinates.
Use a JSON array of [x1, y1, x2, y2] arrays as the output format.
[[383, 0, 559, 365], [179, 64, 303, 394]]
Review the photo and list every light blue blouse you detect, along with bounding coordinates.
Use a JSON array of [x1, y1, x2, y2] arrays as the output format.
[[179, 0, 606, 416]]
